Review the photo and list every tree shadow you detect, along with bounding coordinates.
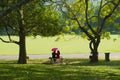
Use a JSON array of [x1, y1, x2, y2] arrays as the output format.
[[0, 58, 120, 80], [63, 58, 120, 67], [0, 59, 17, 64], [0, 58, 120, 66]]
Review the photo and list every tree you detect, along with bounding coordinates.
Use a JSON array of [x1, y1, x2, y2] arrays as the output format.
[[57, 0, 120, 62], [0, 0, 63, 64]]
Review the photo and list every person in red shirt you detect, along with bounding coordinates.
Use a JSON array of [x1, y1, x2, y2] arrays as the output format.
[[56, 50, 60, 59]]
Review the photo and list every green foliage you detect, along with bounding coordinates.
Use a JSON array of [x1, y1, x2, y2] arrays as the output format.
[[63, 26, 70, 31], [59, 0, 120, 38], [81, 33, 88, 39], [101, 32, 111, 39], [23, 1, 63, 37], [0, 0, 63, 37], [101, 0, 120, 34]]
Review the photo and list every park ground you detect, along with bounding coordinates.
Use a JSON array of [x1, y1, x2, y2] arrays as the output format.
[[0, 57, 120, 80]]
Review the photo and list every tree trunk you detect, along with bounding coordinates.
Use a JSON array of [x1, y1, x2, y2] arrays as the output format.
[[90, 50, 98, 62], [18, 33, 27, 64], [89, 35, 100, 62]]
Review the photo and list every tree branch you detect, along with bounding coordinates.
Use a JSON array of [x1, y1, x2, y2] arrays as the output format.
[[0, 21, 19, 45], [74, 17, 93, 39], [85, 0, 96, 35], [0, 37, 19, 44], [97, 0, 103, 26], [5, 15, 19, 32], [7, 24, 19, 32]]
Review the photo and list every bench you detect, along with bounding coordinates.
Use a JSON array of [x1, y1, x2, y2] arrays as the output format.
[[49, 56, 63, 63]]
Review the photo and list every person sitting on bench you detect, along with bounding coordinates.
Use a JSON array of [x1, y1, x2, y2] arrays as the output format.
[[52, 51, 57, 62]]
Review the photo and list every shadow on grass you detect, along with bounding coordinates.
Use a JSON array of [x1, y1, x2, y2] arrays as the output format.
[[0, 58, 120, 66], [0, 59, 120, 80], [0, 59, 17, 64], [0, 58, 120, 80], [63, 58, 120, 66]]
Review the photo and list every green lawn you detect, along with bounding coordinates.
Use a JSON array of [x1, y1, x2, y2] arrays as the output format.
[[0, 35, 120, 55], [0, 58, 120, 80]]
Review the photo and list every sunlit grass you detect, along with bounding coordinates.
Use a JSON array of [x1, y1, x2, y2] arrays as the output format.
[[0, 58, 120, 80], [0, 35, 120, 55]]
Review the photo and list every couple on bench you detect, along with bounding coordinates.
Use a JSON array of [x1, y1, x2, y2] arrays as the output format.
[[50, 48, 63, 63]]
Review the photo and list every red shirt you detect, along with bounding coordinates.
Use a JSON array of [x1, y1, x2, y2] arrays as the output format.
[[56, 53, 60, 59]]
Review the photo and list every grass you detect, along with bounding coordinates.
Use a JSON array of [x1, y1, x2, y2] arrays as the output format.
[[0, 35, 120, 55], [0, 58, 120, 80]]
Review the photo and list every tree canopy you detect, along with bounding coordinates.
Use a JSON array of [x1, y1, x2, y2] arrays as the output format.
[[54, 0, 120, 62]]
